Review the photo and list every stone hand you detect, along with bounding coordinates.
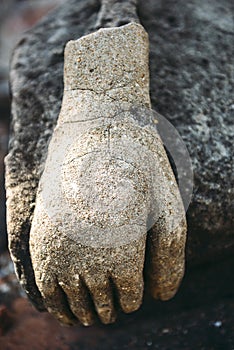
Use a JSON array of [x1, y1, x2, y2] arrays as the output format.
[[29, 23, 187, 326]]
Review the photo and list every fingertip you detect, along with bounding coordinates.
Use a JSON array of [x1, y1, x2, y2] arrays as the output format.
[[58, 278, 95, 327], [41, 285, 77, 326], [112, 275, 144, 314], [150, 285, 178, 301], [120, 298, 142, 314], [84, 275, 116, 325], [148, 270, 184, 301]]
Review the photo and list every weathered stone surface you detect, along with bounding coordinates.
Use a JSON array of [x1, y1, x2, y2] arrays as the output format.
[[28, 23, 186, 325], [4, 0, 234, 323]]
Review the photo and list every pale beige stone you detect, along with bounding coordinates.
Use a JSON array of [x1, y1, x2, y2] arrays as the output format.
[[29, 23, 187, 326]]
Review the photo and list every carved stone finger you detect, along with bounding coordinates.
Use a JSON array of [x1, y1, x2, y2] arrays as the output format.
[[38, 277, 77, 326], [111, 273, 144, 313], [58, 277, 95, 326], [83, 274, 116, 324], [145, 154, 187, 300]]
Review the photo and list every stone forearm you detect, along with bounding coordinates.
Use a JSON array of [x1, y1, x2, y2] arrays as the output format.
[[60, 22, 150, 124]]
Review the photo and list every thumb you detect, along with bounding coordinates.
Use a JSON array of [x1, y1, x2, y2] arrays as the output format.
[[145, 151, 187, 300]]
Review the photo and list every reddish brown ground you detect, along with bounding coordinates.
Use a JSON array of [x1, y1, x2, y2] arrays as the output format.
[[0, 252, 233, 350]]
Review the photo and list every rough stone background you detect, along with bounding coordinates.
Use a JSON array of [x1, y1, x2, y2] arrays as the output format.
[[0, 0, 63, 249], [1, 0, 234, 348]]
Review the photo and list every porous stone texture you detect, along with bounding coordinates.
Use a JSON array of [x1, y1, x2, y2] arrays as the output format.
[[28, 23, 186, 325], [4, 0, 234, 323]]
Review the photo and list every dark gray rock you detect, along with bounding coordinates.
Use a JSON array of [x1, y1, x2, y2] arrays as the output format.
[[141, 0, 234, 264], [5, 0, 234, 311]]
